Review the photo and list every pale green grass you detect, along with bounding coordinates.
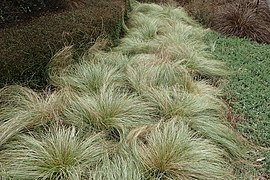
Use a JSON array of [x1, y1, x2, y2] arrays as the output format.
[[129, 120, 234, 179], [3, 126, 106, 179], [143, 87, 245, 159], [144, 87, 225, 119], [132, 2, 199, 27], [0, 86, 61, 147], [116, 3, 228, 78], [0, 1, 250, 179], [61, 88, 156, 140], [91, 154, 143, 180], [50, 62, 124, 94], [126, 53, 224, 96]]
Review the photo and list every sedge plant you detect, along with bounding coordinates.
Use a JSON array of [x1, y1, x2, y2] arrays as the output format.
[[0, 85, 62, 148], [128, 120, 234, 179], [143, 86, 245, 159], [50, 61, 125, 94], [60, 87, 156, 141], [3, 125, 106, 179]]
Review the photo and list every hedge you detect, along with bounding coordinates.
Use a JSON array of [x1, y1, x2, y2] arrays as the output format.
[[0, 0, 128, 88]]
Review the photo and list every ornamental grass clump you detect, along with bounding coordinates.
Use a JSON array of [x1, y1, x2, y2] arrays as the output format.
[[91, 154, 143, 180], [0, 86, 62, 147], [129, 120, 234, 179], [143, 87, 245, 159], [116, 3, 228, 78], [61, 88, 156, 140], [126, 55, 221, 95], [144, 87, 225, 119], [132, 2, 199, 27], [4, 126, 106, 179], [50, 62, 124, 94], [210, 0, 270, 44], [126, 62, 194, 93]]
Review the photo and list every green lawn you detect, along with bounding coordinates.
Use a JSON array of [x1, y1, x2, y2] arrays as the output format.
[[204, 32, 270, 176]]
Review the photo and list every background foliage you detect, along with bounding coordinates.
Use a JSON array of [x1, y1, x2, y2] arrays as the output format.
[[0, 0, 127, 88]]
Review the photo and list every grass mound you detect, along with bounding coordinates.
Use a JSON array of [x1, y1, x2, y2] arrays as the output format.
[[139, 0, 270, 44], [4, 126, 106, 179], [0, 1, 248, 179], [130, 121, 233, 179]]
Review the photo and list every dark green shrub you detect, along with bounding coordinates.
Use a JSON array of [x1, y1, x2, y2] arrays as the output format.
[[0, 0, 127, 88], [0, 0, 46, 24], [43, 0, 69, 10], [0, 0, 82, 25]]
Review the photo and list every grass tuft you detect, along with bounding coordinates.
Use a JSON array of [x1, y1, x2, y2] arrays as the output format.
[[91, 154, 143, 180], [210, 0, 270, 44], [61, 88, 156, 140], [0, 85, 61, 147], [50, 62, 124, 94], [3, 126, 106, 179], [130, 120, 234, 179]]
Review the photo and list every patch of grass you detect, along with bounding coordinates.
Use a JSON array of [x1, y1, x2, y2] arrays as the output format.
[[204, 31, 270, 177], [129, 120, 234, 179], [91, 154, 143, 179], [50, 61, 125, 94], [0, 85, 62, 147], [116, 3, 228, 79], [60, 88, 156, 140], [143, 87, 245, 159], [3, 126, 106, 179], [0, 1, 252, 179]]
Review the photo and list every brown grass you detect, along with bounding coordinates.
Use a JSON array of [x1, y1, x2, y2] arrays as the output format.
[[210, 0, 270, 43], [138, 0, 270, 43]]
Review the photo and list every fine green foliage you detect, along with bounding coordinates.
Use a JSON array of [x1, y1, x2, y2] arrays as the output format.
[[143, 87, 245, 159], [50, 62, 124, 94], [143, 87, 225, 119], [91, 154, 143, 180], [115, 2, 229, 79], [0, 86, 61, 147], [130, 120, 234, 179], [3, 126, 106, 179], [132, 2, 199, 27], [0, 1, 250, 179], [61, 88, 156, 140]]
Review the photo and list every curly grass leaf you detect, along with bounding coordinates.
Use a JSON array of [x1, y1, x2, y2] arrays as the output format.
[[61, 88, 156, 140], [4, 126, 106, 180], [0, 86, 61, 147], [131, 120, 234, 179]]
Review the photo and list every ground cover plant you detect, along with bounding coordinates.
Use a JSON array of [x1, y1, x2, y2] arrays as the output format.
[[204, 32, 270, 178], [0, 1, 251, 179]]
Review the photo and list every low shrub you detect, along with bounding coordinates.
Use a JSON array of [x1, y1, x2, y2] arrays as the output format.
[[0, 0, 127, 88], [0, 0, 86, 25]]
